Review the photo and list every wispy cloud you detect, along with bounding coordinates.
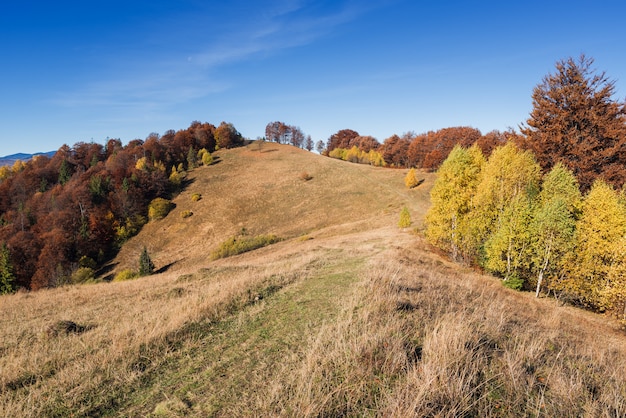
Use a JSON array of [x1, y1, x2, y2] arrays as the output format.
[[51, 1, 378, 110]]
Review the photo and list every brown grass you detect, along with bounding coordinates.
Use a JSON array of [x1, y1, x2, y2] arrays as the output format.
[[1, 143, 625, 416], [110, 141, 430, 278], [266, 242, 626, 416]]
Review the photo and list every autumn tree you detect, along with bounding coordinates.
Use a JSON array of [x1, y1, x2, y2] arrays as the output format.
[[404, 168, 420, 188], [381, 134, 410, 167], [326, 129, 359, 153], [315, 140, 325, 154], [530, 163, 581, 297], [560, 180, 626, 310], [472, 142, 541, 282], [521, 55, 626, 191], [425, 144, 485, 262], [305, 135, 314, 151], [290, 126, 305, 148], [215, 122, 244, 149], [398, 206, 411, 228]]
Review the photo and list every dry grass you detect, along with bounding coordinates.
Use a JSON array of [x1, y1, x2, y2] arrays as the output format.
[[266, 241, 626, 416], [110, 141, 430, 278], [0, 247, 319, 417], [1, 143, 625, 416]]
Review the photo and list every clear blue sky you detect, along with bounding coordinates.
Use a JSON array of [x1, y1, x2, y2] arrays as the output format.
[[2, 0, 626, 156]]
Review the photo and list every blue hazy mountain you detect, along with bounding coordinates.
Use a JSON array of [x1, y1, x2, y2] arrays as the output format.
[[0, 151, 56, 166]]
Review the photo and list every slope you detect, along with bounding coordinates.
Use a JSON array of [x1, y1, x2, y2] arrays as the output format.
[[110, 141, 430, 277], [1, 143, 625, 417]]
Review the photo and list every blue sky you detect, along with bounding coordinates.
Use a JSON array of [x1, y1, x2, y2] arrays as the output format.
[[2, 0, 626, 156]]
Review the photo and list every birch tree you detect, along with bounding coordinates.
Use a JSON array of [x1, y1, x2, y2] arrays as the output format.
[[425, 144, 484, 262], [530, 163, 581, 297]]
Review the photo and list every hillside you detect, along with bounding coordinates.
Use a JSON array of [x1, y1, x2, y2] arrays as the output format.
[[108, 141, 432, 278], [1, 143, 625, 417]]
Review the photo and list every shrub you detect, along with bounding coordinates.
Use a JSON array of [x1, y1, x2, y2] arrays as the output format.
[[202, 151, 214, 166], [71, 267, 96, 284], [398, 206, 411, 228], [502, 275, 524, 291], [113, 269, 139, 282], [299, 171, 313, 181], [181, 210, 193, 218], [115, 215, 147, 245], [168, 167, 183, 189], [210, 234, 281, 260], [78, 256, 97, 270], [191, 193, 202, 202], [148, 198, 174, 221]]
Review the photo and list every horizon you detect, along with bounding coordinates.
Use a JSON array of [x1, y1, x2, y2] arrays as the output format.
[[2, 1, 626, 156]]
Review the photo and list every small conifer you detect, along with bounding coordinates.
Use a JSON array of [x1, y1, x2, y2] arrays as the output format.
[[139, 246, 155, 276]]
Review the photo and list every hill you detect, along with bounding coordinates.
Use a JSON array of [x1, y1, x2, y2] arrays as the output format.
[[1, 143, 625, 417], [0, 151, 55, 166], [108, 141, 432, 278]]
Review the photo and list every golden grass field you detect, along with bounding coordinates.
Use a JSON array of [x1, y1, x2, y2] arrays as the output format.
[[1, 142, 625, 416]]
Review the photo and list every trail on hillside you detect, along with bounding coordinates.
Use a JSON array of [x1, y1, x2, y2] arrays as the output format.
[[115, 225, 414, 416]]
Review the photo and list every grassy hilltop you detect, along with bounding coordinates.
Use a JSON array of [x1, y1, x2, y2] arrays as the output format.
[[1, 142, 625, 417]]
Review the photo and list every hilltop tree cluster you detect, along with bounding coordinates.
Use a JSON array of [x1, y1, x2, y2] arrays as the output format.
[[0, 120, 243, 291], [265, 121, 313, 150], [323, 126, 512, 170]]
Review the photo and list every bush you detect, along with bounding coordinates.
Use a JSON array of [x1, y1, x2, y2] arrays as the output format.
[[113, 269, 139, 282], [148, 198, 174, 221], [210, 234, 281, 260], [503, 275, 524, 291], [78, 256, 97, 270], [115, 215, 147, 246], [71, 267, 96, 284], [181, 210, 193, 218], [299, 171, 313, 181], [191, 193, 202, 202], [202, 151, 214, 166]]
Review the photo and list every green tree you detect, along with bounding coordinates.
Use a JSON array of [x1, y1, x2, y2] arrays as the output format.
[[560, 180, 626, 310], [58, 159, 71, 185], [530, 164, 581, 297], [139, 246, 155, 276], [425, 144, 485, 262], [0, 243, 15, 294], [187, 146, 197, 169]]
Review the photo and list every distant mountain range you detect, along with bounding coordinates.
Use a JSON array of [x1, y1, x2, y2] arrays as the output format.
[[0, 151, 56, 166]]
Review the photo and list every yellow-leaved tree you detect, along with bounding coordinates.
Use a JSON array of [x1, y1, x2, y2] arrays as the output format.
[[530, 163, 581, 297], [404, 168, 420, 188], [425, 144, 484, 262], [472, 142, 541, 286], [560, 180, 626, 311]]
